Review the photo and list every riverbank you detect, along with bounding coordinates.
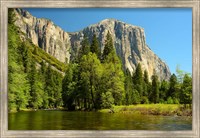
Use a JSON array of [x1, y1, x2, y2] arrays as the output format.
[[9, 104, 192, 116], [99, 104, 192, 116], [9, 107, 65, 113]]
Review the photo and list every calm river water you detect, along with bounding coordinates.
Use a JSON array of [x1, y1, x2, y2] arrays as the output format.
[[8, 110, 192, 130]]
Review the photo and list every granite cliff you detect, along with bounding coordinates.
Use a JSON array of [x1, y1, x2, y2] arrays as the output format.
[[13, 8, 171, 80]]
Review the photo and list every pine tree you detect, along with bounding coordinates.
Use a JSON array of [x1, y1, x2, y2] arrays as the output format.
[[168, 74, 178, 99], [79, 35, 90, 58], [91, 34, 100, 58], [20, 42, 32, 73], [132, 63, 143, 98], [143, 70, 151, 97], [124, 69, 134, 105], [28, 61, 44, 109], [159, 80, 169, 102], [52, 71, 63, 108], [180, 74, 192, 106], [45, 64, 55, 108], [151, 73, 160, 103], [102, 31, 114, 61]]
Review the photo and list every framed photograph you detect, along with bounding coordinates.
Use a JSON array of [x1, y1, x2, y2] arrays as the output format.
[[0, 0, 199, 137]]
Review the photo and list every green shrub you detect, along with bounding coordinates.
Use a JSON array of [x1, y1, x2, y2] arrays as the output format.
[[167, 97, 174, 104]]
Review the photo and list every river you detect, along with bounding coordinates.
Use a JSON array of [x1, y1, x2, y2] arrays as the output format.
[[8, 110, 192, 130]]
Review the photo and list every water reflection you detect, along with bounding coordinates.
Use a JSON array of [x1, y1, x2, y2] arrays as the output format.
[[8, 111, 192, 130]]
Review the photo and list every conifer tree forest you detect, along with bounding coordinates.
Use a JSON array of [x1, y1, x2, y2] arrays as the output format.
[[8, 9, 192, 112]]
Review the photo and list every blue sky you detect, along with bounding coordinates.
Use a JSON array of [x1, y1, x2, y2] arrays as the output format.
[[25, 8, 192, 74]]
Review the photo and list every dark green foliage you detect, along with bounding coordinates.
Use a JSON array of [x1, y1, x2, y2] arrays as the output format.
[[168, 74, 178, 98], [79, 35, 90, 58], [159, 80, 169, 102], [151, 73, 160, 103], [19, 42, 32, 73], [102, 31, 114, 61], [52, 71, 63, 108], [8, 19, 30, 112], [28, 61, 38, 108], [180, 74, 192, 105], [124, 70, 134, 105], [143, 70, 151, 97], [132, 63, 143, 98], [91, 34, 100, 58], [131, 89, 141, 104], [8, 9, 15, 24], [62, 64, 79, 110]]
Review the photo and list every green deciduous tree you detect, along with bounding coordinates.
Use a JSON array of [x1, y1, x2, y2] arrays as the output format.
[[80, 52, 103, 109], [101, 91, 114, 109], [102, 52, 125, 105], [62, 64, 78, 110]]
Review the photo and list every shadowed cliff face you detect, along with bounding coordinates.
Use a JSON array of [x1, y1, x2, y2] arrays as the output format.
[[14, 8, 171, 80]]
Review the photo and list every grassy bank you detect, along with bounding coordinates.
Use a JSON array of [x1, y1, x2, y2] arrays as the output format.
[[99, 104, 192, 116]]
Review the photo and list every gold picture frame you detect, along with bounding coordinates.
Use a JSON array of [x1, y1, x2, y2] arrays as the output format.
[[0, 0, 199, 137]]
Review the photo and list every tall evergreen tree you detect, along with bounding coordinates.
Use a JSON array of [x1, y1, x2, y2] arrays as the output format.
[[168, 74, 178, 98], [102, 31, 114, 61], [62, 64, 77, 110], [124, 69, 134, 105], [159, 80, 169, 102], [52, 71, 63, 108], [132, 63, 143, 98], [28, 61, 38, 108], [45, 64, 56, 108], [151, 73, 160, 103], [20, 42, 32, 73], [143, 70, 151, 97], [91, 34, 100, 58], [180, 74, 192, 106], [79, 35, 90, 59]]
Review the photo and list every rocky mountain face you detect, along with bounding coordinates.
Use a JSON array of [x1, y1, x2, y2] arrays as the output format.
[[13, 8, 171, 80]]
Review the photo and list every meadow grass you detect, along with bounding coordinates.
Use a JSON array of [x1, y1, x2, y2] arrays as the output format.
[[99, 104, 192, 116]]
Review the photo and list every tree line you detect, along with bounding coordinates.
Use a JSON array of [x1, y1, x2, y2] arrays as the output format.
[[8, 9, 192, 112]]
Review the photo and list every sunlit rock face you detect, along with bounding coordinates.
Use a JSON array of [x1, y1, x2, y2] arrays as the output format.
[[14, 9, 171, 80], [14, 8, 71, 63]]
